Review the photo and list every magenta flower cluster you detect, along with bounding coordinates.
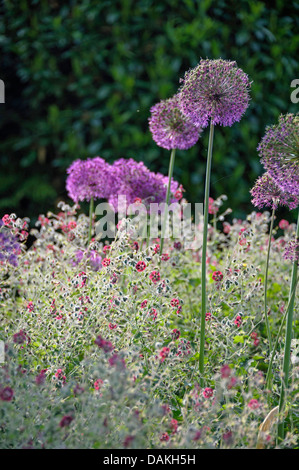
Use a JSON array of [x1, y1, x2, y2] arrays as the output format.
[[178, 59, 251, 128], [108, 158, 179, 211], [148, 94, 201, 150], [66, 157, 180, 211], [66, 156, 112, 203], [258, 113, 299, 196], [250, 172, 299, 211], [148, 59, 251, 151]]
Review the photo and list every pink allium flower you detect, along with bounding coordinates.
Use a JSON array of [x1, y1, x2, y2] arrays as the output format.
[[179, 59, 251, 128], [107, 158, 180, 212], [149, 94, 201, 150], [66, 156, 112, 203], [250, 172, 298, 210], [258, 113, 299, 196]]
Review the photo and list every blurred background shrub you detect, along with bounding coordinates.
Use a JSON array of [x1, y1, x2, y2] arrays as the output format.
[[0, 0, 298, 222]]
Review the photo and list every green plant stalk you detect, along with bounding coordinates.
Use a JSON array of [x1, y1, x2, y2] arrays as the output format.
[[277, 208, 299, 442], [264, 207, 275, 352], [199, 122, 214, 386], [160, 148, 176, 255], [265, 275, 298, 393], [88, 196, 94, 245]]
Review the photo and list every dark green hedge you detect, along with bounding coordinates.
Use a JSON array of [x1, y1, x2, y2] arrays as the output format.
[[1, 0, 298, 221]]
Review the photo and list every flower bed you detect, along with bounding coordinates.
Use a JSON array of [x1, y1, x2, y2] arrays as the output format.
[[0, 59, 298, 449]]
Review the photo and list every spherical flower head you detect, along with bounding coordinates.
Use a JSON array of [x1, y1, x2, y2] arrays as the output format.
[[108, 158, 180, 212], [250, 172, 299, 210], [179, 58, 251, 128], [148, 94, 202, 150], [258, 113, 299, 195], [66, 156, 112, 203]]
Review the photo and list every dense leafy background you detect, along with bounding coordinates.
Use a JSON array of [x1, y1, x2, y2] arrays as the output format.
[[0, 0, 298, 223]]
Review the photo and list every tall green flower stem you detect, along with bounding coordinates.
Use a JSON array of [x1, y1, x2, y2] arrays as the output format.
[[160, 148, 176, 255], [264, 207, 275, 352], [88, 196, 94, 245], [199, 122, 214, 387], [265, 275, 298, 393], [277, 208, 299, 443]]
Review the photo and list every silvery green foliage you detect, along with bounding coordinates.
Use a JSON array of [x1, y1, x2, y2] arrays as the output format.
[[0, 199, 298, 448]]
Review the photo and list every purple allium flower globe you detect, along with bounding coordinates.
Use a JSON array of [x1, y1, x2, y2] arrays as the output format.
[[148, 94, 202, 150], [258, 113, 299, 196], [178, 58, 251, 128], [66, 157, 112, 203], [250, 172, 299, 211], [108, 158, 180, 212]]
